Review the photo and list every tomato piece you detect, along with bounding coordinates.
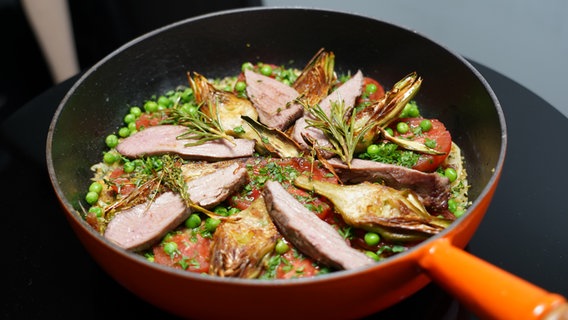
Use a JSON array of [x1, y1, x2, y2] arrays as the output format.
[[275, 250, 319, 279], [136, 112, 164, 130], [285, 186, 333, 221], [153, 230, 211, 273], [230, 188, 261, 210], [393, 118, 452, 172], [109, 167, 124, 179]]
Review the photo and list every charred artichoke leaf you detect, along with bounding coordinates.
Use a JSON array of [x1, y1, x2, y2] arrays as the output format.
[[381, 128, 446, 156], [292, 48, 336, 106], [241, 115, 304, 158], [209, 196, 279, 278], [293, 175, 452, 242], [188, 71, 259, 140], [354, 72, 422, 153]]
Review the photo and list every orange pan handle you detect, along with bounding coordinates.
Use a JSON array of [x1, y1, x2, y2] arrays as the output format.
[[419, 238, 568, 320]]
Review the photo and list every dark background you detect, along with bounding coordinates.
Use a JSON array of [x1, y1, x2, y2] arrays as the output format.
[[0, 0, 261, 124]]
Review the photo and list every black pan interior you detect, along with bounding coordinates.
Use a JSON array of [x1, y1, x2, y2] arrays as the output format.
[[48, 7, 505, 217]]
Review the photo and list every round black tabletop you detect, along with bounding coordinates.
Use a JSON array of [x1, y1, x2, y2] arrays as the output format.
[[1, 60, 567, 319]]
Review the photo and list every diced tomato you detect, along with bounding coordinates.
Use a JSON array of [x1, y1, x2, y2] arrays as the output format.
[[393, 118, 452, 172], [285, 186, 333, 221], [229, 158, 336, 219], [109, 167, 124, 179], [230, 188, 262, 211], [136, 112, 165, 130], [275, 250, 319, 279], [153, 230, 211, 273]]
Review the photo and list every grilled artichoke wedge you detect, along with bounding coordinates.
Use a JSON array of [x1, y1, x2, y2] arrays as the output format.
[[293, 175, 452, 242], [209, 196, 279, 278]]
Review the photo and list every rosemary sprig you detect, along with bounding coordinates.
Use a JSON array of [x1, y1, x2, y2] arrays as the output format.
[[305, 100, 378, 167], [167, 100, 234, 146]]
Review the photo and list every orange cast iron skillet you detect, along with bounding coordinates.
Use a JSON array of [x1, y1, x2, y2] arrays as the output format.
[[46, 7, 567, 320]]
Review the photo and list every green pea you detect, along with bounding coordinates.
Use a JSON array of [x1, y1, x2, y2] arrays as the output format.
[[234, 81, 246, 92], [103, 152, 118, 164], [88, 206, 103, 217], [163, 242, 178, 256], [157, 95, 171, 108], [124, 113, 136, 124], [365, 251, 380, 261], [365, 83, 377, 95], [105, 134, 119, 148], [275, 239, 289, 255], [118, 127, 130, 138], [364, 232, 380, 246], [444, 167, 458, 182], [85, 191, 99, 205], [205, 217, 221, 232], [129, 106, 142, 117], [260, 64, 273, 76], [89, 182, 103, 194], [384, 127, 394, 136], [144, 100, 159, 113], [419, 119, 432, 132], [128, 122, 137, 131], [366, 144, 380, 156], [180, 88, 193, 102], [123, 161, 136, 173], [241, 62, 254, 72], [214, 206, 228, 216], [185, 213, 202, 229], [227, 207, 240, 215], [448, 198, 457, 213], [396, 122, 409, 134], [402, 102, 420, 118]]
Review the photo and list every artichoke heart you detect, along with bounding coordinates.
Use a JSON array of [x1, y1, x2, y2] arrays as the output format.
[[189, 72, 259, 139], [241, 115, 304, 158], [293, 175, 451, 242], [209, 196, 279, 278], [292, 48, 336, 106]]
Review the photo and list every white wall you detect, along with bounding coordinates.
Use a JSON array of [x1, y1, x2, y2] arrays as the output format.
[[263, 0, 568, 117]]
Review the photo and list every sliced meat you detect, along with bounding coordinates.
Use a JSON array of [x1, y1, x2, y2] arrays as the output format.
[[105, 162, 247, 251], [185, 162, 248, 208], [291, 71, 364, 156], [116, 125, 255, 160], [328, 158, 450, 211], [316, 70, 363, 116], [263, 180, 374, 270], [245, 69, 304, 131], [104, 191, 190, 252]]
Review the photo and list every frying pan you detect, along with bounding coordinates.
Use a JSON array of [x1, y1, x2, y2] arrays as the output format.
[[46, 7, 567, 319]]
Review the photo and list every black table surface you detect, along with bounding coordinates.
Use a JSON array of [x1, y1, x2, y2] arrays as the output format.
[[1, 60, 567, 319]]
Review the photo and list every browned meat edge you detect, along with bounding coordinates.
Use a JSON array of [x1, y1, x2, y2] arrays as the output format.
[[328, 158, 451, 211]]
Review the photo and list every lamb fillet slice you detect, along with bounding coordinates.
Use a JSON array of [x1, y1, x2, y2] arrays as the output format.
[[104, 162, 248, 251], [244, 69, 303, 131], [116, 125, 255, 160], [104, 191, 189, 251], [328, 158, 450, 211], [263, 180, 374, 270], [185, 162, 248, 208]]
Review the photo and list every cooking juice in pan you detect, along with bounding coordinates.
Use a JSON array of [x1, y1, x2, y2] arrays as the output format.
[[81, 49, 470, 279]]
